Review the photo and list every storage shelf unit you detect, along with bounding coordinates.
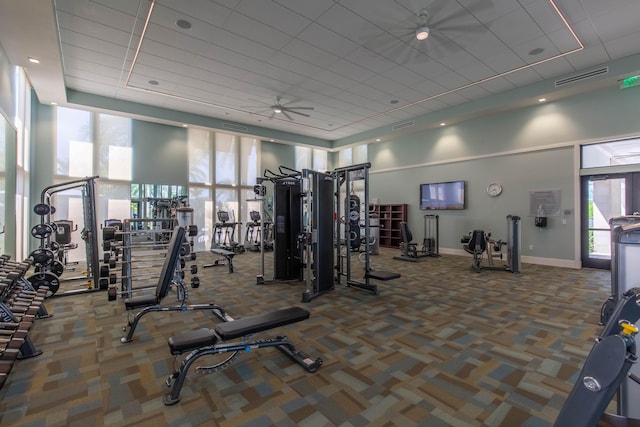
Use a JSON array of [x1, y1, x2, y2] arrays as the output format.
[[372, 204, 407, 248]]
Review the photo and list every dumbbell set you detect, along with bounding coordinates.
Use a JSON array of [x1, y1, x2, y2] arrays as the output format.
[[0, 255, 51, 390], [100, 223, 201, 300]]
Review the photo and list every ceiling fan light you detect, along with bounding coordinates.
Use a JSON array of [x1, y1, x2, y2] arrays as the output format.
[[416, 26, 430, 40], [274, 107, 282, 113]]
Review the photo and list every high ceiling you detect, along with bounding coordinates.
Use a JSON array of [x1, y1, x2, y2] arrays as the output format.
[[1, 0, 640, 141]]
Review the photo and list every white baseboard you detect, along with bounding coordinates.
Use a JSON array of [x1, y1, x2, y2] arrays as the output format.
[[439, 248, 581, 269]]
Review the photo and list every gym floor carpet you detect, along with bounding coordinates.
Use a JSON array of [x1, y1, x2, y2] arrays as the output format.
[[0, 248, 610, 426]]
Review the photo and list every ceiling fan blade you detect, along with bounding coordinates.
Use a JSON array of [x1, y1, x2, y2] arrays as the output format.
[[281, 110, 294, 121], [284, 109, 310, 118], [283, 106, 314, 110]]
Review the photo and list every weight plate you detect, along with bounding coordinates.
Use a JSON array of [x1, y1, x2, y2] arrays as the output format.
[[29, 248, 55, 267], [27, 272, 60, 298], [31, 223, 53, 239], [48, 241, 60, 252], [33, 203, 51, 216], [50, 260, 65, 277]]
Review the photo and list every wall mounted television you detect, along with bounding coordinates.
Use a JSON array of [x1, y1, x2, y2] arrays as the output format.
[[420, 180, 466, 210]]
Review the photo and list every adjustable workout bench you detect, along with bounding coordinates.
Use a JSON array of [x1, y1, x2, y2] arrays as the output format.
[[164, 306, 322, 405], [203, 248, 235, 273], [121, 226, 230, 343]]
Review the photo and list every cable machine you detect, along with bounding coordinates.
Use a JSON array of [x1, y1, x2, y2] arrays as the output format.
[[300, 169, 334, 303]]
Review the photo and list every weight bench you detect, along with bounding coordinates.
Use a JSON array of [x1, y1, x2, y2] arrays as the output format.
[[163, 306, 322, 405], [121, 226, 230, 343], [203, 248, 235, 273]]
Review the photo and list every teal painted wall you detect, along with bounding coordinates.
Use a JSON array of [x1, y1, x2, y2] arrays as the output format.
[[132, 121, 188, 186]]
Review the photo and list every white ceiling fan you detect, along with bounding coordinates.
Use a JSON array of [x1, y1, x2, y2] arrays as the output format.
[[362, 1, 493, 62], [242, 96, 314, 121]]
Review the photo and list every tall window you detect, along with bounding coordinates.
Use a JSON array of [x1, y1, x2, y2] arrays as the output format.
[[338, 145, 368, 167], [188, 130, 260, 251], [188, 128, 211, 184], [55, 108, 133, 262], [295, 146, 328, 171], [56, 107, 93, 177], [98, 114, 132, 180], [216, 133, 237, 186]]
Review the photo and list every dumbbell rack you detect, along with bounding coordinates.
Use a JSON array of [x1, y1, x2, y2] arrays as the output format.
[[102, 219, 199, 300]]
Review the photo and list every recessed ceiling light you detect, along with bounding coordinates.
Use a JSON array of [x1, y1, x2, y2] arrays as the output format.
[[440, 122, 446, 126], [176, 19, 192, 30], [28, 57, 40, 64], [182, 124, 188, 127], [529, 47, 544, 56], [538, 98, 547, 102], [269, 139, 274, 142], [50, 102, 57, 105], [390, 100, 399, 104], [375, 138, 381, 142], [148, 80, 159, 85]]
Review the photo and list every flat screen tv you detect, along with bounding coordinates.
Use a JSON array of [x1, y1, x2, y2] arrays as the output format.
[[420, 181, 465, 210]]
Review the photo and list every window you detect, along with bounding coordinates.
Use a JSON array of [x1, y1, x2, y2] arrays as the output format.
[[241, 136, 259, 185], [295, 146, 328, 172], [339, 145, 368, 167], [216, 133, 237, 185], [188, 128, 211, 184], [582, 138, 640, 168], [295, 146, 311, 171], [188, 130, 260, 251], [56, 107, 93, 177], [98, 114, 132, 180]]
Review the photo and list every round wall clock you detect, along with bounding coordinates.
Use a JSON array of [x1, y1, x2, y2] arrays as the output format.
[[487, 183, 503, 197]]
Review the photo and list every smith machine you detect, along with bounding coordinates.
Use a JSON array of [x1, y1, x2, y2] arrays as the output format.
[[29, 176, 101, 296], [334, 163, 400, 297]]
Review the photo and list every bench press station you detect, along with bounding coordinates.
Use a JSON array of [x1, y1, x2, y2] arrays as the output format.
[[164, 306, 322, 405], [120, 226, 231, 343]]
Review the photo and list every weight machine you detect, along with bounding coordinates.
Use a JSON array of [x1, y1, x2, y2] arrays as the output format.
[[333, 163, 400, 297], [600, 215, 640, 325], [394, 214, 440, 262], [300, 168, 335, 302], [461, 214, 521, 273], [554, 287, 640, 426], [29, 176, 101, 296]]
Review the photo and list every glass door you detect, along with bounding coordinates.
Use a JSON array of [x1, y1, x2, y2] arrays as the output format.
[[581, 174, 631, 269]]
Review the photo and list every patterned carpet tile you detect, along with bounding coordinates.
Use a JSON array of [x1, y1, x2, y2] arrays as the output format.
[[0, 249, 611, 426]]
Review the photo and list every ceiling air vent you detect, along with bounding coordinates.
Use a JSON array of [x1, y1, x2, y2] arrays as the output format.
[[392, 120, 415, 132], [222, 122, 249, 132], [555, 67, 609, 87]]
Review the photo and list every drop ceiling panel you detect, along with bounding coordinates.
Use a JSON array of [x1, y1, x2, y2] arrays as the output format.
[[296, 24, 361, 59], [490, 8, 547, 46], [4, 0, 637, 140], [234, 0, 312, 37], [604, 32, 640, 61], [272, 0, 335, 20]]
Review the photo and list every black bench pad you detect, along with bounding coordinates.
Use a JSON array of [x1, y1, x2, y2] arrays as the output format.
[[365, 271, 401, 281], [168, 328, 218, 354], [211, 249, 235, 257], [214, 307, 309, 341], [124, 294, 159, 309]]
